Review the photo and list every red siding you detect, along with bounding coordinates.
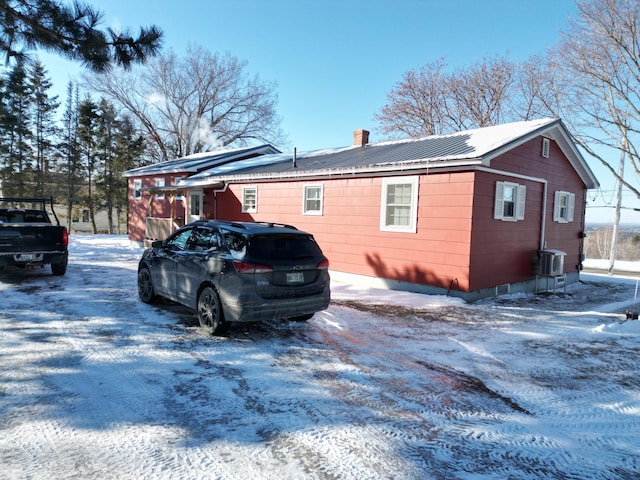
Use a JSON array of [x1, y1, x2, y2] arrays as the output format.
[[468, 137, 587, 291], [127, 134, 590, 297], [127, 174, 187, 242], [216, 173, 475, 291]]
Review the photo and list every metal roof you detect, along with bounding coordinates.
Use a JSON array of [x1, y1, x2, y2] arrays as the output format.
[[121, 144, 281, 177], [136, 118, 598, 188], [149, 119, 599, 190]]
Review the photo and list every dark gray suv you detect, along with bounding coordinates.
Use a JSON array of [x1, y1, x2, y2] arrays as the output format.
[[137, 220, 330, 334]]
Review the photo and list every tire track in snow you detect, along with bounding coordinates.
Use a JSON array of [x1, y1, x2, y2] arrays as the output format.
[[0, 263, 234, 479]]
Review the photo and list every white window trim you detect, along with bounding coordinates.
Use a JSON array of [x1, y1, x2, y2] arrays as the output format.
[[380, 176, 419, 233], [303, 184, 324, 216], [133, 179, 142, 200], [175, 176, 186, 201], [494, 181, 526, 222], [553, 190, 575, 223], [155, 178, 165, 200], [242, 186, 257, 213]]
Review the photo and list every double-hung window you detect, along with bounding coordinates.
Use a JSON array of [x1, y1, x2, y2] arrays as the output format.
[[303, 185, 323, 215], [155, 178, 165, 200], [242, 186, 257, 213], [380, 176, 419, 233], [553, 191, 575, 223], [494, 181, 526, 221], [133, 179, 142, 200]]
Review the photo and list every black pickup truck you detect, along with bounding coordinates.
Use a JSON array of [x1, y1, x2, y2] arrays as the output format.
[[0, 197, 69, 275]]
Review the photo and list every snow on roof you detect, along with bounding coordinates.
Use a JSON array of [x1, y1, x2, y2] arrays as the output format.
[[121, 144, 281, 177], [167, 119, 598, 190]]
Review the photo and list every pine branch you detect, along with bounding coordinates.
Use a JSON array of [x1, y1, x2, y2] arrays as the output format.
[[0, 0, 162, 71]]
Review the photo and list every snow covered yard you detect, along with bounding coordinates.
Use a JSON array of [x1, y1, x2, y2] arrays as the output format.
[[1, 234, 640, 479]]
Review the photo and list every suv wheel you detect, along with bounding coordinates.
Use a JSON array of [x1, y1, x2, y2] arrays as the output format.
[[198, 286, 227, 335], [138, 266, 157, 304]]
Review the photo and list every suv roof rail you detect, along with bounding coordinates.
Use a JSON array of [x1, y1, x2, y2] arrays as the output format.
[[211, 219, 298, 231], [210, 219, 250, 229], [255, 221, 298, 230]]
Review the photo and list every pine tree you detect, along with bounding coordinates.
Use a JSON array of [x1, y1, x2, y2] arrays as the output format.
[[112, 114, 144, 233], [60, 81, 82, 230], [2, 62, 32, 197], [0, 0, 163, 71], [95, 98, 115, 233], [77, 96, 98, 232], [29, 59, 59, 197]]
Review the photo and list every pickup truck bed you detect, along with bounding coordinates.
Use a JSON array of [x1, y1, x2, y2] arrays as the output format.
[[0, 198, 69, 276]]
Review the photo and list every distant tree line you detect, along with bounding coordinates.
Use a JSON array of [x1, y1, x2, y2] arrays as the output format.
[[584, 227, 640, 261]]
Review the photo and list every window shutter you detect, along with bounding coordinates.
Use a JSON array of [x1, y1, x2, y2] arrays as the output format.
[[494, 182, 504, 219], [568, 193, 575, 222], [516, 185, 526, 220], [553, 191, 561, 222]]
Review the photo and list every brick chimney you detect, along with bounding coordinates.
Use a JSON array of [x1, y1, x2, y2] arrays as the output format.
[[353, 129, 370, 146]]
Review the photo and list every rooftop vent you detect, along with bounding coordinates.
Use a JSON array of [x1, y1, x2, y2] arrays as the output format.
[[542, 138, 550, 158]]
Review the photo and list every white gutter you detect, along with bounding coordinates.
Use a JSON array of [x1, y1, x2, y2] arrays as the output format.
[[212, 182, 229, 219], [187, 158, 485, 185]]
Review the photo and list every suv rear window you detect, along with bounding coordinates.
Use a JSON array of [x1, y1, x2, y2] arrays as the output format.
[[248, 234, 322, 261]]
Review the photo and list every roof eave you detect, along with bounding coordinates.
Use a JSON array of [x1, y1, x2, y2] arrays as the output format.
[[180, 158, 485, 186]]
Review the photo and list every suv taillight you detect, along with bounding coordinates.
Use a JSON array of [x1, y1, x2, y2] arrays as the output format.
[[317, 259, 329, 270], [233, 260, 273, 274], [62, 229, 69, 247]]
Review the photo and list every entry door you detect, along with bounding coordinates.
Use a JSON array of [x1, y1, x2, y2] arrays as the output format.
[[189, 190, 203, 223]]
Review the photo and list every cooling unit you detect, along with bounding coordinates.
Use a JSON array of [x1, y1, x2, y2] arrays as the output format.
[[540, 249, 566, 276]]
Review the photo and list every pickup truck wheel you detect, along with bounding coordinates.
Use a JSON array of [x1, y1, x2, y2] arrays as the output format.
[[197, 286, 227, 335], [51, 262, 67, 276], [137, 266, 157, 304]]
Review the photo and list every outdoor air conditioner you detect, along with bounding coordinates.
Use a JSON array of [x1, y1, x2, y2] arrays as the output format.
[[540, 249, 566, 276]]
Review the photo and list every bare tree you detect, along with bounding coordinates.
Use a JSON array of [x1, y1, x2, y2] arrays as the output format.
[[552, 0, 640, 201], [83, 44, 285, 161], [447, 54, 515, 129], [375, 54, 525, 138], [374, 58, 448, 138]]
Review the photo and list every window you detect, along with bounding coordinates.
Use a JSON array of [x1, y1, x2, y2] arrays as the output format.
[[553, 191, 575, 223], [82, 210, 90, 223], [380, 176, 419, 233], [190, 193, 201, 216], [155, 178, 165, 200], [242, 186, 257, 213], [494, 181, 526, 221], [133, 179, 142, 200], [187, 227, 221, 252], [303, 185, 323, 215], [175, 177, 186, 201], [166, 228, 193, 251]]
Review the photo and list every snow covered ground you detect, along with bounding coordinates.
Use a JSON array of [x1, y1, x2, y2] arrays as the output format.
[[1, 235, 640, 479]]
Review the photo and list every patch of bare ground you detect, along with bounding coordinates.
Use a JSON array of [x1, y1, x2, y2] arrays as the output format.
[[331, 300, 470, 323]]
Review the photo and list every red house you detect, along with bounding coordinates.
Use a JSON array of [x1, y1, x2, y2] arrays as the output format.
[[122, 144, 280, 243], [124, 118, 598, 301]]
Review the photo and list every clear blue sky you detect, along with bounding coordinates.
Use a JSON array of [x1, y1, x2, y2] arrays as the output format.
[[38, 0, 640, 225]]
